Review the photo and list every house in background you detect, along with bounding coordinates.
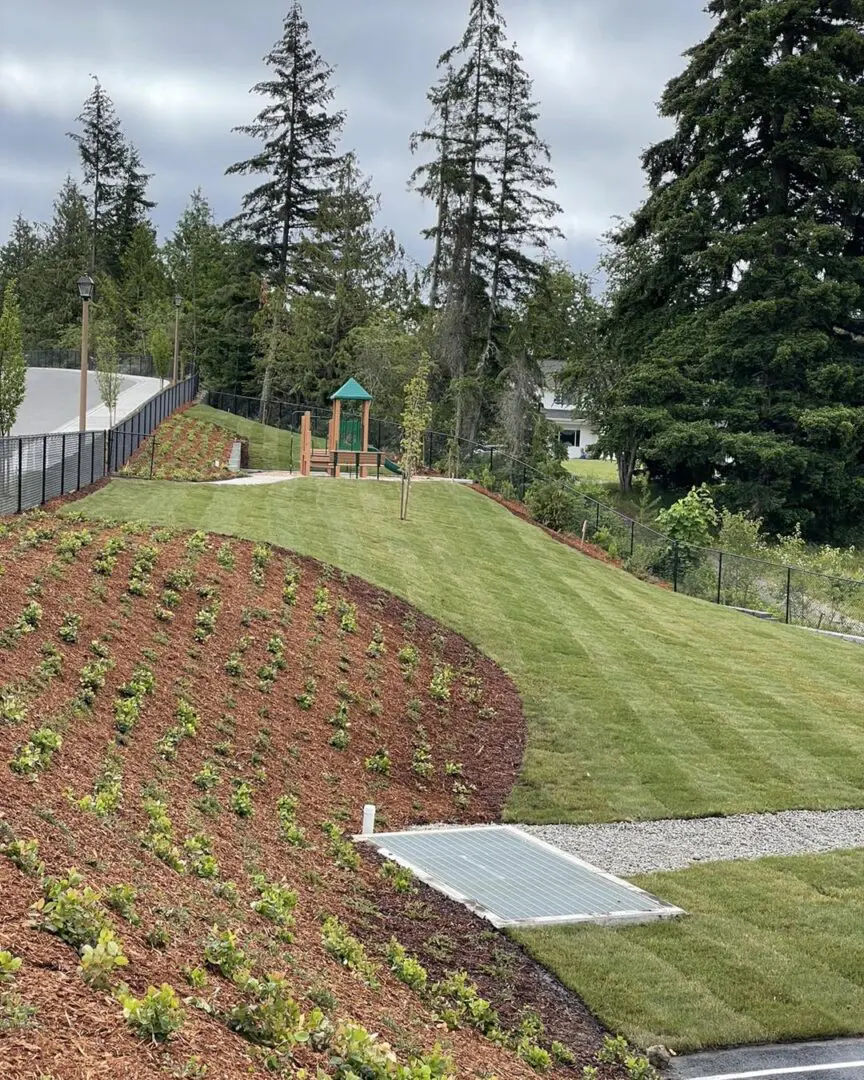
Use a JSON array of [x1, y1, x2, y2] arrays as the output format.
[[540, 361, 598, 460]]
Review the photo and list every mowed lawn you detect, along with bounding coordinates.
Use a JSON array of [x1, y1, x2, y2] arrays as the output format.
[[514, 849, 864, 1052], [563, 458, 619, 482], [188, 404, 301, 470], [74, 478, 864, 825]]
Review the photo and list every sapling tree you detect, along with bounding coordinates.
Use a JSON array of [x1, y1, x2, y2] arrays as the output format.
[[0, 280, 26, 438], [399, 351, 433, 521], [94, 316, 122, 426]]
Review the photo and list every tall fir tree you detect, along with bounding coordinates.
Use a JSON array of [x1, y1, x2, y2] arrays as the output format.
[[0, 215, 44, 350], [108, 144, 155, 274], [615, 0, 864, 539], [411, 0, 561, 446], [226, 0, 346, 412], [0, 280, 27, 437], [68, 76, 128, 276]]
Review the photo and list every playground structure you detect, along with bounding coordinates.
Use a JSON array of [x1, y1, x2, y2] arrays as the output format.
[[299, 378, 396, 479]]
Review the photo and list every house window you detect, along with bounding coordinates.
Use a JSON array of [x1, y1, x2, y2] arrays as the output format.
[[559, 430, 576, 447]]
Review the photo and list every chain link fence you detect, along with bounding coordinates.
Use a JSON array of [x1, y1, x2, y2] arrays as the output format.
[[0, 375, 199, 515]]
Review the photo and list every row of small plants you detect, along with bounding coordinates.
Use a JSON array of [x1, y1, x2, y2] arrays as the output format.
[[119, 413, 238, 482]]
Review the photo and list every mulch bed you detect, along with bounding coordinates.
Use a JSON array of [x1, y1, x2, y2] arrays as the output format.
[[118, 405, 241, 482], [0, 510, 620, 1079]]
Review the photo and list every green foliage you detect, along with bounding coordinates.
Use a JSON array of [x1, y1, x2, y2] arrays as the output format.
[[0, 691, 27, 725], [230, 780, 253, 818], [140, 798, 186, 872], [386, 939, 428, 991], [338, 599, 359, 633], [1, 836, 43, 877], [0, 280, 26, 437], [157, 698, 200, 759], [78, 927, 129, 989], [58, 612, 82, 643], [119, 983, 185, 1042], [0, 951, 22, 982], [32, 869, 107, 950], [226, 972, 306, 1048], [10, 726, 61, 777], [321, 916, 379, 986], [104, 884, 140, 926], [364, 747, 391, 775], [203, 926, 248, 981], [380, 860, 416, 895], [429, 664, 454, 702], [525, 475, 581, 533], [250, 876, 297, 932], [321, 821, 360, 871]]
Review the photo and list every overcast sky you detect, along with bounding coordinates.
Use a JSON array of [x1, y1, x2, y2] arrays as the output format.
[[0, 0, 709, 275]]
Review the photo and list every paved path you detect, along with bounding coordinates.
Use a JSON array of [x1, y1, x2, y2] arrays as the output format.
[[209, 471, 297, 486], [12, 370, 131, 435], [671, 1038, 864, 1080], [519, 809, 864, 876], [53, 374, 163, 433]]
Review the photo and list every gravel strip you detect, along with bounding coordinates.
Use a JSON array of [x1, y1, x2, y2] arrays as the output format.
[[518, 809, 864, 876]]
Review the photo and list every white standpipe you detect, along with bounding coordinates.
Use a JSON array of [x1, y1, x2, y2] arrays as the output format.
[[361, 804, 376, 836]]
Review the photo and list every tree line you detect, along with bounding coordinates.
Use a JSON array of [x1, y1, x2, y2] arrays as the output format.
[[0, 0, 582, 469]]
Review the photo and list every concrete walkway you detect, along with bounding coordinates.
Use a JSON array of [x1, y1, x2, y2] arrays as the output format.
[[519, 809, 864, 876]]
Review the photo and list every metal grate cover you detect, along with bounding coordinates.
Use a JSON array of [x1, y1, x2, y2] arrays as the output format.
[[361, 825, 685, 928]]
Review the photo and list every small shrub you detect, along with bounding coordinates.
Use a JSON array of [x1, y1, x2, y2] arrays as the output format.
[[398, 644, 420, 680], [364, 747, 391, 776], [32, 869, 107, 950], [321, 916, 378, 986], [10, 726, 62, 777], [183, 965, 208, 990], [105, 884, 140, 926], [194, 762, 220, 791], [313, 585, 330, 619], [119, 983, 185, 1042], [1, 837, 43, 876], [411, 729, 433, 779], [380, 861, 416, 894], [0, 951, 22, 982], [230, 781, 253, 818], [250, 876, 297, 934], [386, 939, 428, 991], [321, 821, 359, 871], [429, 664, 455, 702], [203, 926, 247, 981], [58, 612, 82, 644], [78, 927, 128, 989], [0, 691, 26, 725]]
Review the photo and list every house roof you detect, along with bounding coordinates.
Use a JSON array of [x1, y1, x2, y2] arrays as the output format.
[[331, 378, 373, 402]]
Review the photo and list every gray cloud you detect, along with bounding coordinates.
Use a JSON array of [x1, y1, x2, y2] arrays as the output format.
[[0, 0, 709, 272]]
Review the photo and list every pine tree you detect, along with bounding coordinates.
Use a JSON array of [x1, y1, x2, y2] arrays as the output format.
[[226, 1, 345, 413], [118, 223, 167, 351], [411, 0, 561, 447], [617, 0, 864, 538], [0, 280, 27, 437], [227, 1, 345, 279], [108, 144, 155, 273], [28, 178, 91, 347], [0, 215, 44, 349], [68, 76, 128, 276]]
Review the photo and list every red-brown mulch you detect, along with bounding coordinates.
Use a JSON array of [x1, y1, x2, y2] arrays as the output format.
[[119, 405, 240, 482], [0, 511, 619, 1079]]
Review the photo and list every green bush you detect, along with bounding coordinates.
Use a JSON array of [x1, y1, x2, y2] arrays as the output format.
[[78, 927, 128, 989], [525, 477, 581, 533], [119, 983, 185, 1042], [32, 870, 107, 949]]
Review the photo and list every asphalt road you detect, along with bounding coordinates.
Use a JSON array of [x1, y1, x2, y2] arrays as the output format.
[[11, 369, 132, 436], [671, 1038, 864, 1080]]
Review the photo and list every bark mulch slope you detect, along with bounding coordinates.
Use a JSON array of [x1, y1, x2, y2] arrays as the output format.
[[118, 404, 240, 482], [0, 509, 621, 1080]]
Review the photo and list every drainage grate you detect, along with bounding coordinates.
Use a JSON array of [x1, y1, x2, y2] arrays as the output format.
[[361, 825, 685, 928]]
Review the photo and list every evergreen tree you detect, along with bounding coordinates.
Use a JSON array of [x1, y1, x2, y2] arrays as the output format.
[[28, 178, 91, 348], [118, 223, 166, 350], [0, 215, 44, 350], [226, 1, 346, 412], [617, 0, 864, 538], [108, 144, 155, 273], [68, 76, 128, 276], [0, 280, 27, 437], [195, 231, 261, 393], [411, 0, 561, 446]]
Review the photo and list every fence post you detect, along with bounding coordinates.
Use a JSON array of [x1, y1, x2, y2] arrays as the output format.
[[378, 419, 383, 450], [716, 551, 723, 606], [60, 434, 66, 493], [77, 431, 83, 491], [17, 439, 23, 512], [521, 464, 527, 501], [90, 433, 96, 484], [489, 447, 494, 470], [672, 541, 679, 593], [41, 436, 47, 504], [595, 502, 600, 530], [150, 436, 157, 479], [630, 519, 636, 560], [106, 429, 112, 475], [785, 566, 792, 625]]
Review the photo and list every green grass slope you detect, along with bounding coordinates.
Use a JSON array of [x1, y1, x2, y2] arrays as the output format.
[[75, 479, 864, 825], [187, 404, 301, 471], [514, 849, 864, 1052]]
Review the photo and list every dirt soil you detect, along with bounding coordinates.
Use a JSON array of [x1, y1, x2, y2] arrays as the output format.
[[0, 509, 620, 1079]]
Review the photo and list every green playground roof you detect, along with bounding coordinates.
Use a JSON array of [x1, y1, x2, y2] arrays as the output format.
[[331, 378, 372, 402]]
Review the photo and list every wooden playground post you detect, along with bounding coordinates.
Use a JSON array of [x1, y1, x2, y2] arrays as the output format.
[[329, 400, 342, 478], [360, 400, 371, 478], [299, 412, 312, 476]]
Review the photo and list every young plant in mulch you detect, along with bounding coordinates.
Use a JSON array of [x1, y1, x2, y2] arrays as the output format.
[[127, 544, 159, 597], [380, 862, 417, 895], [230, 780, 254, 819], [0, 834, 44, 877], [185, 531, 209, 558], [31, 869, 110, 950], [0, 950, 35, 1034], [366, 624, 386, 659], [321, 916, 379, 987], [338, 599, 359, 634], [2, 600, 44, 649], [313, 585, 330, 620], [320, 821, 360, 871], [282, 561, 301, 607], [411, 728, 434, 779], [9, 726, 62, 778], [398, 644, 421, 682], [79, 927, 129, 989], [250, 544, 272, 587], [328, 701, 351, 751], [364, 747, 391, 776], [55, 528, 94, 562], [216, 542, 235, 570], [57, 611, 83, 644], [183, 833, 220, 879], [194, 761, 221, 791], [386, 939, 428, 991], [105, 884, 141, 926], [77, 652, 115, 708], [119, 984, 185, 1043], [35, 643, 63, 685], [157, 698, 200, 760], [93, 536, 126, 577], [429, 663, 455, 702], [75, 751, 123, 818], [250, 875, 297, 938], [276, 794, 305, 846], [294, 677, 317, 711], [203, 926, 249, 982], [0, 689, 27, 725], [194, 597, 222, 643], [114, 664, 155, 737], [140, 797, 186, 872]]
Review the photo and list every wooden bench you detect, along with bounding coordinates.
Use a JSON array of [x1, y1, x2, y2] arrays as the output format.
[[309, 449, 385, 478]]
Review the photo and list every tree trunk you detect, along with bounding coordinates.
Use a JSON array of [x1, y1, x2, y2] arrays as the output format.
[[618, 448, 637, 492]]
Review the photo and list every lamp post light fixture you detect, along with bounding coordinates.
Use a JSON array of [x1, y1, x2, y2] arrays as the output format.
[[172, 294, 182, 384], [77, 275, 95, 432]]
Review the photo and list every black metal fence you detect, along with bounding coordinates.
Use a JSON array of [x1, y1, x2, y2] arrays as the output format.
[[26, 350, 158, 378], [0, 375, 199, 515]]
